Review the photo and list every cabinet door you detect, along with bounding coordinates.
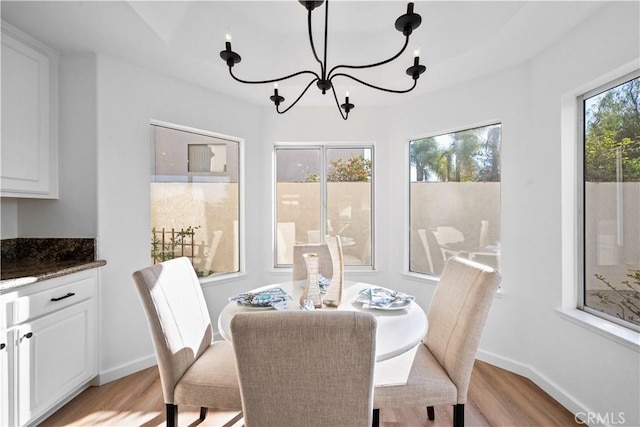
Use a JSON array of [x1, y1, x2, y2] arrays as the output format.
[[0, 23, 58, 198], [1, 328, 14, 427], [15, 299, 96, 426]]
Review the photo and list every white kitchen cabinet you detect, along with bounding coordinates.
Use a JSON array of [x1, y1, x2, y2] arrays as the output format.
[[16, 299, 96, 426], [1, 20, 58, 198], [1, 328, 14, 427], [1, 269, 98, 426]]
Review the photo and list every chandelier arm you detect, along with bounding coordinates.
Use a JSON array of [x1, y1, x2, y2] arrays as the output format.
[[330, 72, 417, 94], [229, 67, 320, 85], [276, 78, 319, 114], [327, 35, 410, 80], [307, 8, 325, 77], [330, 85, 348, 120]]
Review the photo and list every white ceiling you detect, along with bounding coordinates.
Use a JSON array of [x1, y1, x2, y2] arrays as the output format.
[[1, 1, 606, 108]]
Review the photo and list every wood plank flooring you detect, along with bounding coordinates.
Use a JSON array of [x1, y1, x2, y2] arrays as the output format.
[[40, 360, 580, 426]]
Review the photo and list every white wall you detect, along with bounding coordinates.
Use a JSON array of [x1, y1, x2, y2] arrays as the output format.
[[1, 54, 98, 239], [15, 54, 98, 238], [390, 63, 534, 366], [387, 2, 640, 425], [94, 54, 267, 380], [261, 105, 395, 285], [524, 2, 639, 423], [2, 1, 637, 424], [0, 199, 18, 239]]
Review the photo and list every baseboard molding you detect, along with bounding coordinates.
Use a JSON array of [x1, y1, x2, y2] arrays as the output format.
[[27, 382, 91, 427], [476, 349, 594, 424], [96, 354, 157, 385]]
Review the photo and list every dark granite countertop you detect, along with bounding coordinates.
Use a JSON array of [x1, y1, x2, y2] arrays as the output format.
[[0, 259, 106, 290], [1, 238, 106, 291]]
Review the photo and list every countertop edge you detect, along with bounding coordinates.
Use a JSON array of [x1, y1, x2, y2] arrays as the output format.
[[0, 260, 107, 292]]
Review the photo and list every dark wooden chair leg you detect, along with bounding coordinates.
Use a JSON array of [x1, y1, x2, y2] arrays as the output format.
[[372, 408, 380, 427], [199, 407, 208, 421], [427, 405, 435, 420], [166, 403, 178, 427], [453, 403, 464, 427]]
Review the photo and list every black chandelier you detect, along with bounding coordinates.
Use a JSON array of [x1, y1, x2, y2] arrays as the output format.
[[220, 0, 425, 120]]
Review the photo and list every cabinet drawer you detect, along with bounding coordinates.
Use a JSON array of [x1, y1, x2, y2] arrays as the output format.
[[13, 278, 95, 324]]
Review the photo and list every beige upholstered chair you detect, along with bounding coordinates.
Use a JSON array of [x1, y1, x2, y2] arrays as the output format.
[[231, 311, 377, 427], [291, 243, 333, 280], [373, 257, 501, 427], [132, 257, 242, 427]]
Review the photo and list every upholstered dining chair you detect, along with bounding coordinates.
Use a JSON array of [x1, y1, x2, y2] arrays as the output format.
[[231, 311, 377, 427], [291, 243, 333, 280], [372, 256, 501, 427], [132, 257, 242, 427]]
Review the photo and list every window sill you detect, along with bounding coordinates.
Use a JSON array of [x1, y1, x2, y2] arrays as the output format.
[[556, 308, 640, 353], [402, 271, 439, 285], [270, 267, 380, 276], [401, 271, 504, 298]]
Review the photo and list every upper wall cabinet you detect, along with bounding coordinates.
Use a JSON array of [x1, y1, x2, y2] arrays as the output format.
[[1, 21, 58, 199]]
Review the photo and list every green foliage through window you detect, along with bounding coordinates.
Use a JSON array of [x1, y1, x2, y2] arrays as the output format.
[[584, 76, 640, 182], [410, 124, 501, 182], [327, 153, 372, 182]]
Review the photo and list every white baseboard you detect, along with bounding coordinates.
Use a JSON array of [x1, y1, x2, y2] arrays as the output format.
[[96, 354, 157, 385], [476, 349, 594, 425], [27, 382, 92, 427]]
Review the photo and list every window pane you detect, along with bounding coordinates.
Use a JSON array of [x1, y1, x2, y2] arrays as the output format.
[[275, 148, 321, 265], [151, 124, 240, 277], [326, 148, 372, 265], [409, 124, 501, 275], [275, 145, 374, 268], [583, 75, 640, 330]]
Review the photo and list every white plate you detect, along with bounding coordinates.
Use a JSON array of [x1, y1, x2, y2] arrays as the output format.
[[239, 304, 275, 310], [363, 299, 411, 310]]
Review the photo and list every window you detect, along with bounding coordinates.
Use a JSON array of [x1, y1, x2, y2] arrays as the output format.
[[409, 124, 501, 276], [151, 122, 241, 277], [580, 71, 640, 331], [275, 145, 373, 267]]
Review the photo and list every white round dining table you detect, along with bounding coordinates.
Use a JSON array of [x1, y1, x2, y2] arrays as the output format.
[[218, 280, 428, 363]]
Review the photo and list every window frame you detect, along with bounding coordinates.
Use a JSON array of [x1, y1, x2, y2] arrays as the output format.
[[577, 69, 640, 332], [273, 142, 375, 271], [150, 119, 245, 282], [407, 121, 503, 278]]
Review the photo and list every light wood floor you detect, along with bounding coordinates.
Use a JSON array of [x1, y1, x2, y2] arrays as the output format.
[[41, 360, 580, 427]]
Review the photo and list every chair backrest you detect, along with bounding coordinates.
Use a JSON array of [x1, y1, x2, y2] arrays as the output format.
[[202, 229, 223, 273], [434, 226, 465, 245], [277, 222, 296, 264], [425, 256, 501, 403], [479, 220, 489, 248], [132, 257, 214, 403], [417, 229, 435, 274], [231, 311, 377, 427], [292, 243, 333, 280]]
